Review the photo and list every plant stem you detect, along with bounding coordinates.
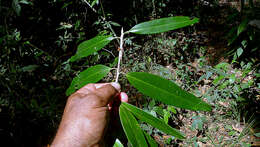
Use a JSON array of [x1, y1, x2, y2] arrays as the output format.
[[99, 0, 120, 44], [102, 48, 115, 57], [82, 0, 97, 13], [115, 28, 124, 83]]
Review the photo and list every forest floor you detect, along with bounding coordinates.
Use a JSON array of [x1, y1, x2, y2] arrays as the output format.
[[129, 34, 258, 146], [175, 27, 260, 146]]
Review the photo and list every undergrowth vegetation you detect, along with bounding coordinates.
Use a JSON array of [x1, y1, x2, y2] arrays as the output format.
[[0, 0, 259, 146], [121, 30, 259, 146]]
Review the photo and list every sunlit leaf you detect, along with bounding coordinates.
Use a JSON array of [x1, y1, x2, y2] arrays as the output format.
[[126, 72, 212, 111], [70, 35, 114, 62], [213, 75, 225, 85], [229, 74, 236, 84], [128, 16, 199, 34], [119, 105, 148, 147], [168, 106, 177, 114], [163, 109, 171, 124], [121, 102, 185, 139], [66, 65, 111, 96], [90, 0, 99, 7], [113, 139, 124, 147]]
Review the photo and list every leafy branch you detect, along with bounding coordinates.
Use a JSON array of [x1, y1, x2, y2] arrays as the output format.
[[66, 16, 211, 146]]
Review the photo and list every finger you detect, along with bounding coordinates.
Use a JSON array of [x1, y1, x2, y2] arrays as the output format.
[[95, 84, 119, 106], [77, 83, 96, 93], [110, 82, 121, 91], [95, 82, 121, 91], [120, 92, 128, 102], [94, 83, 110, 89], [77, 82, 119, 93]]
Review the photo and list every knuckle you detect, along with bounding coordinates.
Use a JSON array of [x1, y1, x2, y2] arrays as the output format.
[[86, 93, 105, 106], [68, 92, 85, 102]]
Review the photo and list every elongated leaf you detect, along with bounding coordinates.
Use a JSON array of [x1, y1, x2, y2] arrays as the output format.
[[126, 72, 212, 111], [128, 16, 199, 34], [119, 105, 148, 147], [121, 102, 185, 139], [70, 35, 114, 62], [21, 65, 39, 72], [66, 65, 111, 96], [91, 0, 99, 7], [144, 132, 158, 147]]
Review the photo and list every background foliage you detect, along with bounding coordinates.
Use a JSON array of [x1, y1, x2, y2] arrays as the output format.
[[0, 0, 259, 146]]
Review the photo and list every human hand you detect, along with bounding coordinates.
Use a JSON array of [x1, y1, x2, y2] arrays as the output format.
[[51, 83, 128, 147]]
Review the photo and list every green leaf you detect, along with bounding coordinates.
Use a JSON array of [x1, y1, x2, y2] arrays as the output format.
[[229, 74, 236, 84], [215, 62, 229, 70], [168, 106, 177, 114], [21, 65, 39, 72], [20, 0, 33, 5], [254, 132, 260, 137], [113, 139, 124, 147], [241, 40, 247, 48], [121, 102, 185, 139], [237, 19, 248, 36], [153, 106, 164, 116], [110, 21, 121, 27], [126, 72, 212, 111], [236, 47, 243, 57], [219, 81, 229, 89], [90, 0, 99, 7], [70, 35, 114, 62], [143, 132, 158, 147], [191, 116, 205, 131], [128, 16, 199, 34], [61, 2, 73, 9], [119, 105, 148, 147], [66, 65, 111, 96], [213, 75, 225, 85], [163, 109, 171, 124]]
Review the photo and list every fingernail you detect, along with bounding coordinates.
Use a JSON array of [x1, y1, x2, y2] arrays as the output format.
[[120, 92, 128, 102], [110, 82, 121, 91]]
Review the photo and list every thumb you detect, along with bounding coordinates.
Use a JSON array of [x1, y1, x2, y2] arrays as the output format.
[[94, 83, 120, 106]]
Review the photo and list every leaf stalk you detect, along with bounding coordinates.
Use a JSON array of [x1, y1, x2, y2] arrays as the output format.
[[115, 28, 124, 83]]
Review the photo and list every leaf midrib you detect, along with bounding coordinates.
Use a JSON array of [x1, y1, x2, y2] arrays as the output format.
[[128, 74, 197, 109], [121, 103, 184, 139], [130, 19, 197, 33], [76, 66, 110, 85], [76, 36, 112, 55], [120, 107, 138, 146]]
